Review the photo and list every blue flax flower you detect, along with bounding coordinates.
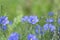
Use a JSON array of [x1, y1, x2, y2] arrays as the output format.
[[9, 21, 13, 25], [43, 23, 55, 32], [21, 16, 28, 22], [27, 34, 38, 40], [40, 27, 44, 35], [58, 18, 60, 24], [35, 25, 44, 35], [1, 25, 7, 31], [8, 32, 20, 40], [46, 18, 54, 23], [35, 25, 40, 34], [28, 16, 39, 24], [48, 12, 54, 16], [43, 23, 49, 31], [49, 24, 56, 32], [0, 16, 9, 25]]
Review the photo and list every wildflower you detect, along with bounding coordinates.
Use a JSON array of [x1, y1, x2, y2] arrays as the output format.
[[9, 21, 13, 25], [27, 34, 38, 40], [35, 25, 40, 34], [8, 32, 20, 40], [58, 18, 60, 24], [43, 23, 55, 32], [48, 12, 54, 16], [43, 23, 49, 31], [0, 16, 9, 25], [28, 16, 39, 24], [46, 18, 54, 23], [40, 27, 44, 35], [49, 24, 56, 32], [35, 25, 44, 35], [21, 16, 28, 22], [2, 25, 7, 31]]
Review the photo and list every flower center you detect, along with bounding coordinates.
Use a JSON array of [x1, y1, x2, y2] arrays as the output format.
[[32, 20, 34, 22], [30, 38, 32, 40]]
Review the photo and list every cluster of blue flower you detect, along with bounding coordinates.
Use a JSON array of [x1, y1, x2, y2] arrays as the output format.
[[8, 32, 38, 40], [20, 12, 60, 40], [0, 16, 9, 31], [0, 12, 60, 40], [8, 32, 20, 40], [21, 16, 39, 24]]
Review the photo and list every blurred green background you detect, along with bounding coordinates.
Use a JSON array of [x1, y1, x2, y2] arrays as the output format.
[[0, 0, 60, 18]]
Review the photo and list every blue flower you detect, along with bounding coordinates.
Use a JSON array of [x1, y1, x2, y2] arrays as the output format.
[[43, 23, 56, 32], [0, 17, 1, 23], [9, 21, 13, 25], [43, 23, 49, 31], [2, 25, 7, 31], [28, 16, 39, 24], [40, 27, 44, 35], [0, 16, 9, 25], [35, 25, 44, 35], [35, 25, 40, 34], [49, 24, 56, 32], [46, 18, 54, 23], [48, 12, 54, 16], [21, 16, 28, 22], [27, 34, 38, 40], [8, 32, 20, 40], [58, 18, 60, 24]]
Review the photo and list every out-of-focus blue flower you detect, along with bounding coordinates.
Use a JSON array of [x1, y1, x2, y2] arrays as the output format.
[[28, 16, 39, 24], [58, 18, 60, 24], [0, 17, 1, 23], [43, 23, 49, 31], [8, 32, 20, 40], [43, 23, 55, 32], [0, 16, 9, 25], [2, 25, 7, 31], [21, 16, 28, 22], [27, 34, 38, 40], [49, 24, 56, 32], [48, 12, 54, 16], [46, 18, 54, 23], [40, 27, 44, 35], [35, 25, 44, 35], [9, 21, 13, 25], [35, 25, 40, 34]]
